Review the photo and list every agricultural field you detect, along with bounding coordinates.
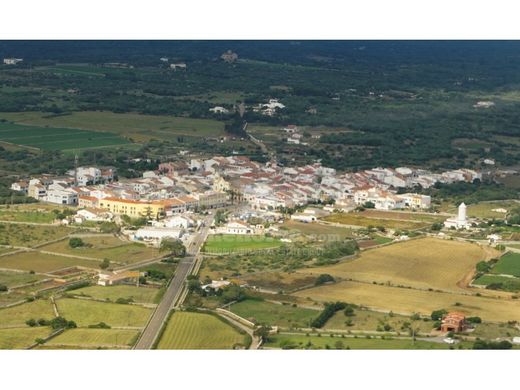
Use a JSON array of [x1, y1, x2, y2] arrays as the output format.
[[0, 299, 55, 327], [0, 121, 130, 151], [229, 299, 319, 328], [491, 252, 520, 277], [280, 220, 355, 239], [264, 333, 471, 350], [323, 309, 435, 334], [69, 285, 159, 304], [0, 270, 47, 288], [156, 311, 249, 349], [443, 200, 519, 219], [298, 238, 498, 292], [0, 327, 52, 349], [0, 111, 226, 143], [45, 328, 139, 349], [0, 251, 102, 273], [322, 211, 437, 230], [55, 298, 152, 327], [472, 274, 520, 290], [0, 223, 74, 247], [0, 208, 57, 223], [39, 236, 158, 265], [203, 234, 283, 254], [294, 280, 520, 322], [239, 272, 318, 292]]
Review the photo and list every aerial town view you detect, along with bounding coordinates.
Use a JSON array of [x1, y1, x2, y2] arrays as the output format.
[[0, 39, 520, 355]]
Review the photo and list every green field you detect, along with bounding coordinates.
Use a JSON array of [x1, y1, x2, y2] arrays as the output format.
[[0, 251, 102, 273], [70, 285, 159, 304], [0, 327, 52, 349], [0, 270, 46, 288], [156, 311, 249, 349], [0, 121, 130, 151], [492, 252, 520, 277], [203, 234, 283, 254], [0, 111, 225, 143], [55, 298, 152, 327], [473, 274, 520, 292], [229, 299, 318, 328], [0, 223, 73, 247], [46, 328, 139, 348], [265, 333, 472, 350], [39, 236, 157, 264], [0, 209, 56, 223], [0, 299, 55, 327]]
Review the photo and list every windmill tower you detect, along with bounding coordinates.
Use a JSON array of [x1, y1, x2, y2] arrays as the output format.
[[457, 202, 467, 223]]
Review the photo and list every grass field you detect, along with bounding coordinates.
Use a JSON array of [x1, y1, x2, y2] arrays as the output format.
[[280, 220, 354, 239], [0, 327, 52, 349], [323, 309, 435, 334], [0, 251, 102, 273], [0, 224, 73, 247], [264, 333, 471, 349], [0, 121, 130, 151], [229, 299, 318, 328], [0, 209, 56, 223], [294, 280, 520, 322], [203, 234, 283, 254], [55, 298, 152, 327], [491, 252, 520, 277], [39, 236, 157, 264], [0, 299, 55, 327], [0, 270, 46, 288], [46, 328, 139, 348], [444, 201, 519, 219], [298, 238, 498, 292], [70, 285, 159, 304], [322, 212, 432, 230], [0, 111, 225, 143], [156, 311, 249, 349]]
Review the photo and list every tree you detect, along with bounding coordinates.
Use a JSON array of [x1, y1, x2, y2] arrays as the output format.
[[68, 237, 85, 248], [254, 325, 272, 341], [0, 284, 7, 292], [431, 309, 447, 321], [160, 239, 186, 257], [315, 274, 335, 286], [363, 201, 375, 209], [99, 258, 110, 270]]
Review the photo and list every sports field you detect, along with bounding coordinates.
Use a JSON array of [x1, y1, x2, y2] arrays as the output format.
[[491, 252, 520, 277], [0, 327, 52, 349], [46, 328, 139, 349], [156, 311, 249, 349], [203, 234, 283, 254], [294, 280, 520, 322], [70, 285, 159, 304], [299, 238, 498, 292], [0, 121, 130, 151], [0, 299, 55, 327], [55, 298, 152, 327], [229, 299, 318, 328], [0, 251, 102, 273], [0, 111, 225, 143], [39, 236, 157, 264]]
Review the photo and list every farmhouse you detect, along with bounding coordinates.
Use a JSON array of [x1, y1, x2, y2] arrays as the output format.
[[3, 58, 23, 65], [74, 208, 113, 223], [440, 312, 468, 333], [170, 63, 187, 70], [209, 106, 229, 114], [97, 271, 140, 286], [221, 50, 238, 63]]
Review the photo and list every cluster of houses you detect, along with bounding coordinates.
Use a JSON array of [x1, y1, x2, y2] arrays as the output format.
[[3, 58, 23, 65], [253, 99, 285, 116]]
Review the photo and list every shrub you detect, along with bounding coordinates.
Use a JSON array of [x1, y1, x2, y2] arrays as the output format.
[[315, 274, 335, 286], [68, 237, 86, 248]]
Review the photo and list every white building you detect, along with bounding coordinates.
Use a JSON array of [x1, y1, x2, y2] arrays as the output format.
[[444, 203, 472, 229], [45, 188, 78, 205], [134, 227, 183, 244], [170, 63, 187, 70], [3, 58, 23, 65], [209, 106, 229, 114]]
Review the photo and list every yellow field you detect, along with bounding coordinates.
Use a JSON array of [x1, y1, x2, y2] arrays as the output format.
[[156, 311, 249, 350], [299, 238, 499, 292], [294, 281, 520, 322]]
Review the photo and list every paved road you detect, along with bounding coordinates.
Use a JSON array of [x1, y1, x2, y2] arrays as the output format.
[[133, 215, 213, 349]]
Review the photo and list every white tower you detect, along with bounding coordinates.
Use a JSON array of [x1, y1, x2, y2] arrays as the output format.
[[457, 202, 467, 222]]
